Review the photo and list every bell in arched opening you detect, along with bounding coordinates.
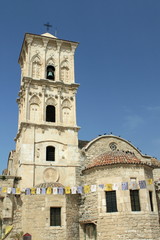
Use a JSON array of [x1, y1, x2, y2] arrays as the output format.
[[47, 65, 55, 80]]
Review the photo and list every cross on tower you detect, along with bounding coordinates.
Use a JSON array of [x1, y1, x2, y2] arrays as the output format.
[[44, 22, 52, 32]]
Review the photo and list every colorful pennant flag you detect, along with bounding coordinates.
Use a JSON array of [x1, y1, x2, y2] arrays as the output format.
[[105, 184, 113, 191], [12, 188, 16, 194], [77, 186, 83, 194], [58, 187, 64, 195], [84, 185, 90, 194], [25, 188, 31, 195], [71, 187, 77, 194], [46, 187, 52, 194], [31, 188, 36, 195], [53, 187, 58, 195], [122, 182, 128, 190], [91, 185, 97, 192], [99, 184, 104, 189], [139, 180, 146, 189], [36, 188, 41, 195], [41, 188, 46, 195], [113, 183, 120, 190], [16, 188, 21, 195], [129, 181, 138, 190], [147, 179, 153, 185], [65, 187, 71, 194]]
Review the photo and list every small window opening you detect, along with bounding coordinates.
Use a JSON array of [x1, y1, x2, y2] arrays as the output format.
[[149, 191, 154, 211], [47, 65, 55, 80], [106, 191, 117, 212], [46, 146, 55, 161], [46, 105, 55, 122], [50, 207, 61, 226], [130, 190, 141, 211]]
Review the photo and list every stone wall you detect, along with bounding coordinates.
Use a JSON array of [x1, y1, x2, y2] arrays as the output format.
[[79, 164, 160, 240]]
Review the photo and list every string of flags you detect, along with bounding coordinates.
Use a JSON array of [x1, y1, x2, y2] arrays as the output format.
[[0, 179, 153, 196]]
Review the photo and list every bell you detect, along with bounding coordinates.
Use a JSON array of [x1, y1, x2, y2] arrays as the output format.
[[48, 71, 53, 77]]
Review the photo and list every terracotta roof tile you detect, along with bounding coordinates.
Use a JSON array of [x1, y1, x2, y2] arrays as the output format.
[[86, 151, 146, 170]]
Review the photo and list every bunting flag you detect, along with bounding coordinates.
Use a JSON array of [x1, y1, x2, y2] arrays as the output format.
[[25, 188, 31, 195], [129, 181, 139, 190], [139, 180, 146, 189], [84, 185, 90, 194], [7, 188, 12, 194], [0, 178, 154, 196], [113, 183, 120, 190], [91, 185, 97, 192], [36, 188, 41, 195], [65, 187, 71, 194], [71, 187, 77, 194], [46, 187, 52, 194], [99, 184, 104, 189], [16, 188, 21, 194], [77, 186, 83, 194], [31, 188, 36, 195], [147, 179, 153, 185], [58, 187, 64, 195], [12, 188, 16, 194], [2, 187, 7, 193], [41, 188, 46, 194], [122, 182, 128, 190], [105, 184, 113, 191], [53, 187, 58, 195]]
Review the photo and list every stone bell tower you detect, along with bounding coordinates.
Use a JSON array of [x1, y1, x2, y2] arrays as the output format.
[[14, 32, 80, 188]]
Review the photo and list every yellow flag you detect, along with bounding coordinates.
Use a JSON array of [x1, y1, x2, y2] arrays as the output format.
[[147, 179, 153, 185], [65, 186, 71, 194], [2, 187, 7, 193], [16, 188, 21, 194], [5, 225, 13, 235], [46, 187, 52, 194], [31, 188, 36, 195], [84, 185, 90, 194], [105, 184, 113, 191]]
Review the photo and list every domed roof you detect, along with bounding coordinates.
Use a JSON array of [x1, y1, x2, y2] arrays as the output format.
[[86, 150, 148, 170]]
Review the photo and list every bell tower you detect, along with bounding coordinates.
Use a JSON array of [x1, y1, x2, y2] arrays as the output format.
[[15, 32, 80, 188]]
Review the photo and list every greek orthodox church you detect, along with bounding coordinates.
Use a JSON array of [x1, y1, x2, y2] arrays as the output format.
[[0, 32, 160, 240]]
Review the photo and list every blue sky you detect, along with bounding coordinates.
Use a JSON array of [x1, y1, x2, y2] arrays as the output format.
[[0, 0, 160, 173]]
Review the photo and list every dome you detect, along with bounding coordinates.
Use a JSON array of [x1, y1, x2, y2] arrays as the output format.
[[86, 150, 143, 170]]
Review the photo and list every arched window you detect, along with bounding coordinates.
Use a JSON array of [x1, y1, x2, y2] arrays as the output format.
[[46, 146, 55, 161], [46, 105, 56, 122], [46, 65, 55, 80]]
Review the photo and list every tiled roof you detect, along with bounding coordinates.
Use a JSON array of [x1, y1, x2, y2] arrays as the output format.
[[86, 150, 154, 170]]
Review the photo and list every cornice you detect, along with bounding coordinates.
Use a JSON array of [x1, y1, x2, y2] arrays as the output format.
[[22, 77, 80, 89], [15, 122, 80, 140]]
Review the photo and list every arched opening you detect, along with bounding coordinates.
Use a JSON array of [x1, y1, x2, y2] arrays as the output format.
[[46, 65, 55, 80], [46, 146, 55, 161], [46, 105, 55, 122]]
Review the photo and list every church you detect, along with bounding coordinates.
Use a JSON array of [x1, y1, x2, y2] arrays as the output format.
[[0, 32, 160, 240]]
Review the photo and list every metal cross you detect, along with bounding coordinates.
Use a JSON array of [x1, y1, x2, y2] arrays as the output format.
[[44, 22, 52, 32]]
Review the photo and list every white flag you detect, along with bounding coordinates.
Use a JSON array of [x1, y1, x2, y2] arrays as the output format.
[[53, 187, 58, 195], [91, 185, 97, 192], [71, 187, 77, 194]]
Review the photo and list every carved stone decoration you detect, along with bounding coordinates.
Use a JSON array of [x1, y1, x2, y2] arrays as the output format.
[[43, 168, 59, 183], [60, 60, 69, 82], [29, 95, 41, 105], [62, 99, 71, 109], [31, 54, 42, 78], [109, 142, 117, 151], [46, 97, 57, 106]]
